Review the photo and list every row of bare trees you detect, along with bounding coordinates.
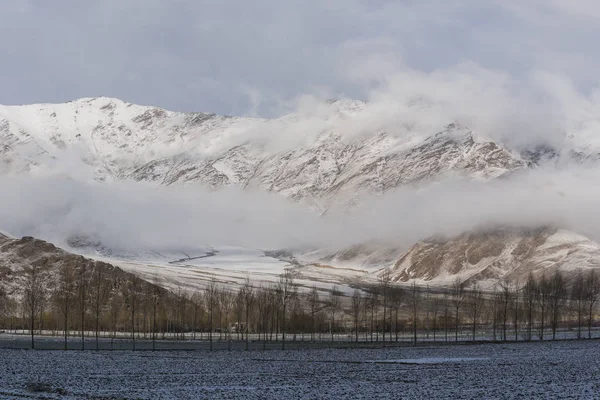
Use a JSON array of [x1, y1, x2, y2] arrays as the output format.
[[2, 260, 600, 350]]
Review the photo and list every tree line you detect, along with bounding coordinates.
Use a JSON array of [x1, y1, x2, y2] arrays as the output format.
[[1, 258, 600, 350]]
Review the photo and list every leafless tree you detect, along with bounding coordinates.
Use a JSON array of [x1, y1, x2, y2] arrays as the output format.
[[219, 289, 234, 349], [465, 283, 485, 341], [498, 278, 513, 341], [390, 286, 404, 342], [234, 288, 245, 341], [91, 262, 111, 351], [205, 279, 218, 351], [523, 273, 537, 341], [151, 276, 164, 350], [366, 291, 377, 342], [548, 270, 567, 340], [351, 289, 362, 342], [23, 259, 47, 349], [76, 259, 89, 350], [123, 276, 141, 350], [571, 272, 586, 339], [243, 278, 254, 350], [512, 281, 521, 341], [308, 286, 319, 342], [409, 282, 420, 344], [584, 269, 600, 339], [278, 270, 295, 350], [451, 278, 466, 342], [328, 286, 342, 342], [55, 261, 76, 350], [378, 270, 391, 342], [190, 291, 202, 341], [535, 274, 551, 340], [255, 286, 268, 346]]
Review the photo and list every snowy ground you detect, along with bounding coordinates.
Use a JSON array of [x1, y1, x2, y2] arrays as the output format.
[[1, 340, 600, 399], [89, 246, 376, 295]]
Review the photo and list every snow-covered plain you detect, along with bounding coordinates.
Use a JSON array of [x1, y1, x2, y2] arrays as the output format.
[[1, 340, 600, 399], [89, 246, 376, 295]]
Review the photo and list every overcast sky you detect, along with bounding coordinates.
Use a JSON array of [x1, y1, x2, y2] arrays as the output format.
[[2, 1, 600, 117]]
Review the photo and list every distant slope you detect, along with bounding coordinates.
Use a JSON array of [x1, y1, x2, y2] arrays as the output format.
[[383, 227, 600, 288], [0, 234, 163, 299]]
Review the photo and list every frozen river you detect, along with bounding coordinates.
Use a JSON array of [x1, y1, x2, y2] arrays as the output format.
[[1, 340, 599, 399]]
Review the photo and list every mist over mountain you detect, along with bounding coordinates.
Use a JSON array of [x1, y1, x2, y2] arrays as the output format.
[[3, 96, 600, 288]]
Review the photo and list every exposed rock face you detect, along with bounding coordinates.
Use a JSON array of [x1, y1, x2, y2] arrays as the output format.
[[0, 234, 158, 299], [384, 227, 600, 288]]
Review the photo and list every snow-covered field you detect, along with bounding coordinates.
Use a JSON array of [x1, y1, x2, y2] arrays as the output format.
[[90, 246, 375, 295], [1, 340, 599, 399]]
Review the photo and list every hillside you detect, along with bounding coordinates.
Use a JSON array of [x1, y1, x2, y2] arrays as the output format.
[[382, 227, 600, 288], [0, 233, 162, 300]]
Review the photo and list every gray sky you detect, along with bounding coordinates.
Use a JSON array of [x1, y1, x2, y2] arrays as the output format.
[[2, 1, 600, 117]]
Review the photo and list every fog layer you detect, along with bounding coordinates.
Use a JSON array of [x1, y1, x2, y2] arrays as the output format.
[[2, 164, 600, 253]]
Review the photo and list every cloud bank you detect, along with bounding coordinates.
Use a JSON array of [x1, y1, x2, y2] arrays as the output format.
[[2, 164, 600, 254]]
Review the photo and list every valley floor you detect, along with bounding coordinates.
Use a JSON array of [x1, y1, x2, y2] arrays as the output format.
[[1, 340, 599, 399]]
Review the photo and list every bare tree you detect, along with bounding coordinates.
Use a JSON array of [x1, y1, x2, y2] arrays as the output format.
[[548, 270, 567, 340], [378, 270, 391, 342], [498, 278, 513, 341], [151, 276, 164, 350], [234, 288, 245, 341], [243, 278, 254, 350], [278, 270, 294, 350], [219, 289, 234, 350], [571, 272, 586, 339], [254, 286, 268, 346], [91, 262, 111, 351], [584, 269, 600, 339], [328, 286, 342, 342], [308, 286, 319, 342], [55, 261, 76, 350], [123, 276, 141, 350], [351, 289, 362, 342], [409, 282, 420, 344], [76, 260, 89, 350], [451, 278, 466, 342], [523, 273, 537, 341], [465, 283, 485, 341], [535, 274, 551, 341], [190, 291, 202, 341], [512, 283, 521, 341], [390, 286, 404, 342], [23, 259, 47, 349], [205, 280, 218, 351]]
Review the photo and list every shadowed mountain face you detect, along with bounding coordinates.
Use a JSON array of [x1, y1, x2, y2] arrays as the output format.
[[0, 234, 160, 299]]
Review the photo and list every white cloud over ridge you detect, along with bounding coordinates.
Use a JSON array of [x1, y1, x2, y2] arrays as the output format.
[[2, 164, 600, 253]]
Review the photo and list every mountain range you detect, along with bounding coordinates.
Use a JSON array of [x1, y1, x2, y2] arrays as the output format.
[[1, 97, 599, 291]]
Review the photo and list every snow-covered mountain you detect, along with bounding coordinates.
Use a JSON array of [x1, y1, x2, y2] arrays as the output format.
[[0, 97, 527, 206], [3, 97, 600, 290]]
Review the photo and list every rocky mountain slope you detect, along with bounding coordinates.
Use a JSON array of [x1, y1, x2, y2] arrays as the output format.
[[381, 227, 600, 288], [0, 233, 160, 301], [0, 97, 527, 206]]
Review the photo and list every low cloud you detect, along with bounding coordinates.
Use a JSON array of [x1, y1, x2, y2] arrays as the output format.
[[2, 164, 600, 255]]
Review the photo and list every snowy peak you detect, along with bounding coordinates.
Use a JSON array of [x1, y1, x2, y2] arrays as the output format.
[[0, 98, 526, 204]]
